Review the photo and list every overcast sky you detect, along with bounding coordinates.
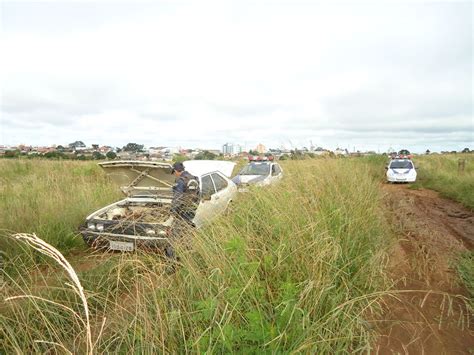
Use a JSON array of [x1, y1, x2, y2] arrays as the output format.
[[1, 1, 472, 152]]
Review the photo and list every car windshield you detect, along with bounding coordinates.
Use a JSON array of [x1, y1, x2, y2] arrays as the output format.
[[390, 160, 413, 169], [239, 163, 271, 176]]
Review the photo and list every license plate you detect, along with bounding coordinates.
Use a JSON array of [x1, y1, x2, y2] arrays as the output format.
[[109, 240, 134, 251]]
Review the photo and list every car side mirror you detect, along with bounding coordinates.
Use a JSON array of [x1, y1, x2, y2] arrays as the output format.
[[385, 166, 389, 170]]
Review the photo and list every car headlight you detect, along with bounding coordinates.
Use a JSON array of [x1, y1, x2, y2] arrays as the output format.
[[96, 223, 104, 231], [87, 222, 96, 230], [146, 229, 156, 235]]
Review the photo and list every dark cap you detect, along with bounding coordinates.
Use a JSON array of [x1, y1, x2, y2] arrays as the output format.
[[171, 162, 185, 174]]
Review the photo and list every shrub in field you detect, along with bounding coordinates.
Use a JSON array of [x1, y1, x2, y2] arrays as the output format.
[[106, 151, 117, 160], [1, 159, 390, 353]]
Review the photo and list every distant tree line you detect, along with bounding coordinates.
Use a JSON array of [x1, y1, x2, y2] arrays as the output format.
[[195, 150, 218, 160], [1, 150, 117, 160]]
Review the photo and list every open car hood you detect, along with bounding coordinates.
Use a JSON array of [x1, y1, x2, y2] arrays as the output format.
[[99, 161, 175, 197]]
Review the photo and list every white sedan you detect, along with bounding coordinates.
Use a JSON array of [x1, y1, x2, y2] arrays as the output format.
[[232, 161, 283, 191], [81, 160, 237, 251], [184, 160, 237, 228], [386, 159, 417, 183]]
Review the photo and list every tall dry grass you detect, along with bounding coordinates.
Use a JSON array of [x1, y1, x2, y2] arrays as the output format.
[[410, 153, 474, 210], [4, 233, 94, 355], [0, 159, 121, 259], [1, 158, 390, 353]]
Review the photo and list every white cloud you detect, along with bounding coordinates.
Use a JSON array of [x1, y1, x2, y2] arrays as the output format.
[[1, 1, 472, 152]]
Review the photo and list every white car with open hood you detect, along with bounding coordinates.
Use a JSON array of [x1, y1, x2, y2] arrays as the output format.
[[81, 160, 237, 251]]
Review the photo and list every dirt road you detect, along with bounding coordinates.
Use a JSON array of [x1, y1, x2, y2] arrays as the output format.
[[376, 184, 474, 354]]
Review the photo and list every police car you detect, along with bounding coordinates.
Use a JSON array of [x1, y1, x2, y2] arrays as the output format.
[[81, 160, 237, 251], [232, 156, 283, 191], [397, 149, 412, 159], [386, 158, 417, 183]]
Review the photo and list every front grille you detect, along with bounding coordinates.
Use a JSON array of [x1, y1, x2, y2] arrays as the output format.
[[103, 221, 153, 236]]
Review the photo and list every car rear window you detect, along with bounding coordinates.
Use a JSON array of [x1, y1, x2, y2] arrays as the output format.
[[390, 160, 413, 169]]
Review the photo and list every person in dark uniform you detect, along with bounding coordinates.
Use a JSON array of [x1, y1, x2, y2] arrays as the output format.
[[165, 162, 200, 262], [170, 162, 199, 224]]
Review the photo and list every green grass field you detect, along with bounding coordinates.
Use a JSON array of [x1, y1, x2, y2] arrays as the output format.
[[1, 158, 390, 353], [409, 154, 474, 210]]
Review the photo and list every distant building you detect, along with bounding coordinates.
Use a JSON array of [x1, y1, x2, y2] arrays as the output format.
[[222, 143, 243, 156], [234, 144, 243, 155], [147, 146, 180, 161], [206, 149, 221, 156], [255, 143, 267, 154], [36, 146, 57, 154], [179, 149, 197, 158], [160, 147, 180, 155], [222, 143, 234, 155], [148, 148, 163, 156], [117, 151, 135, 160], [99, 146, 113, 154]]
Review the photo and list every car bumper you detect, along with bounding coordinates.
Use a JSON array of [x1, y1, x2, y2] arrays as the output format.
[[387, 176, 416, 182], [80, 229, 170, 250]]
